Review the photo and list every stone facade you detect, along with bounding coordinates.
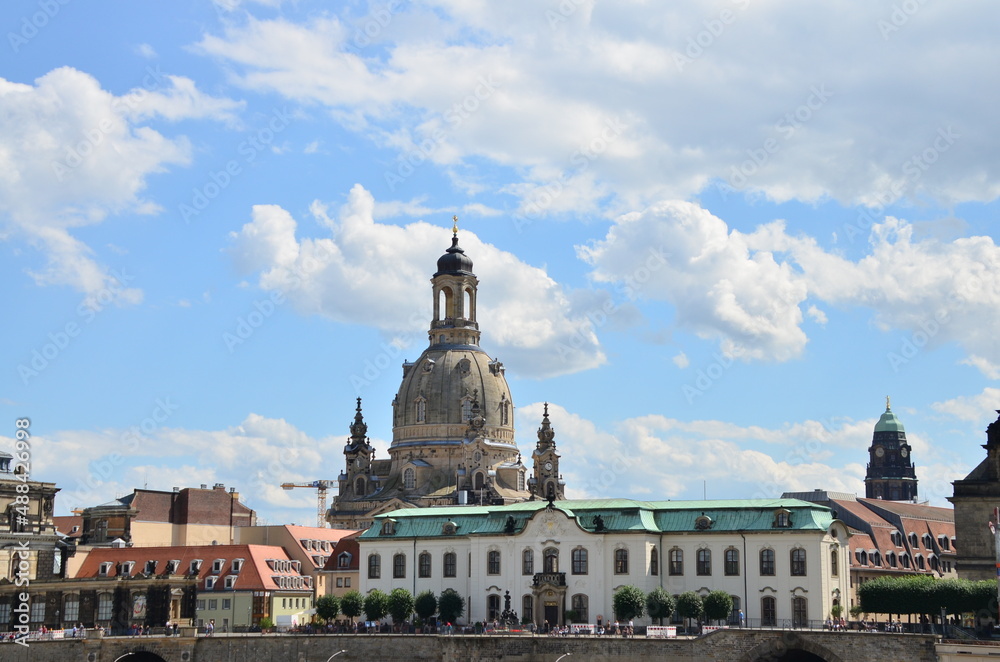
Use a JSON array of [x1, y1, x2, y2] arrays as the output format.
[[949, 411, 1000, 580]]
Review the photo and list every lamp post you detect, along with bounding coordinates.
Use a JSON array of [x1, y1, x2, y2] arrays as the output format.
[[325, 651, 347, 661]]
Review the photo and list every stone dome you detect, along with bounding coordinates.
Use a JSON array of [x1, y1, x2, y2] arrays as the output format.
[[434, 235, 474, 276]]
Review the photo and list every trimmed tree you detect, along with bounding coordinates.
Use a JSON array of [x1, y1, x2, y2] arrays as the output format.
[[316, 594, 341, 624], [612, 585, 646, 622], [415, 590, 438, 625], [646, 587, 675, 625], [703, 591, 733, 625], [438, 588, 465, 624], [388, 588, 415, 628], [676, 591, 703, 630], [341, 590, 364, 623], [363, 589, 390, 624]]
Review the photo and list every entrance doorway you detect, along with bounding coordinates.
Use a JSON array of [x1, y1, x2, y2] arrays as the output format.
[[544, 603, 559, 629]]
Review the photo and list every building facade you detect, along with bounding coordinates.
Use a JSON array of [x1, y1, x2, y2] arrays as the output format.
[[328, 226, 561, 529], [357, 498, 850, 628], [864, 399, 917, 501], [950, 410, 1000, 580]]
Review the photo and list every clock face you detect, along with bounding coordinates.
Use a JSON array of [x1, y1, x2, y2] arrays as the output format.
[[900, 447, 908, 458], [875, 446, 885, 457], [544, 461, 553, 471]]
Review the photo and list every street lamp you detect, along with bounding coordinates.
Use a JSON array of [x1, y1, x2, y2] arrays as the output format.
[[325, 651, 347, 661]]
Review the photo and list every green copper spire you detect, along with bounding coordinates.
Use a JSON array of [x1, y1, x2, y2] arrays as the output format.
[[874, 396, 905, 433]]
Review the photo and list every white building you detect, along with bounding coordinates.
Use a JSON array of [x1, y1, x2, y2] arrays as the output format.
[[358, 497, 850, 628]]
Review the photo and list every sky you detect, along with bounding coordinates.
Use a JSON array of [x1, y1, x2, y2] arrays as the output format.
[[2, 0, 999, 527]]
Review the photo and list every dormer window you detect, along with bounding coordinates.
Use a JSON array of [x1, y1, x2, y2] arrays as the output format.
[[694, 515, 713, 530], [773, 509, 792, 528], [381, 519, 396, 536], [165, 560, 180, 575], [224, 575, 236, 589], [338, 552, 352, 569], [212, 558, 225, 573], [190, 559, 203, 574], [205, 577, 216, 590], [144, 560, 157, 575], [442, 521, 457, 535], [98, 562, 112, 577], [122, 561, 135, 576], [232, 558, 244, 573]]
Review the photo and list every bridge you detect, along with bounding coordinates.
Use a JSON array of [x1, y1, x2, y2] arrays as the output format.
[[0, 630, 940, 662]]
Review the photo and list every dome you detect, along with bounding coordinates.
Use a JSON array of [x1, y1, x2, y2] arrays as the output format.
[[434, 235, 474, 276], [874, 406, 905, 434]]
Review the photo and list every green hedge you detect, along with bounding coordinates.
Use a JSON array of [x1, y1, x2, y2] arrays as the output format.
[[857, 575, 997, 616]]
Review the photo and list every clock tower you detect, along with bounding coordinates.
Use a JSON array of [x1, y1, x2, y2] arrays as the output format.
[[864, 397, 918, 501], [530, 403, 565, 501]]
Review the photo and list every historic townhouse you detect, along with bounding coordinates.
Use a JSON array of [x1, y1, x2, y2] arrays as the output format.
[[358, 497, 850, 628]]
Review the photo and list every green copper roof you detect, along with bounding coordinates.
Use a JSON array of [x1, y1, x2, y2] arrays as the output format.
[[874, 404, 905, 433]]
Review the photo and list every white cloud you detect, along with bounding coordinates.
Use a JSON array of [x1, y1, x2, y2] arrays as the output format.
[[135, 43, 157, 58], [0, 67, 242, 297], [932, 388, 1000, 422], [228, 184, 606, 378], [960, 355, 1000, 379], [672, 352, 690, 369]]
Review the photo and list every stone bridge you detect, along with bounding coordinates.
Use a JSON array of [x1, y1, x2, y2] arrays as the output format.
[[0, 630, 940, 662]]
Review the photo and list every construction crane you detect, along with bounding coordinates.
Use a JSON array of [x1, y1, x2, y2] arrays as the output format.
[[281, 480, 334, 528]]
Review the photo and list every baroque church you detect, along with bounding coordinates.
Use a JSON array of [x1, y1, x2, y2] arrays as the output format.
[[326, 222, 565, 530]]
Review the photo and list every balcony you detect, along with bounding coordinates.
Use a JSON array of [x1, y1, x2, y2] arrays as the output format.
[[532, 572, 566, 587]]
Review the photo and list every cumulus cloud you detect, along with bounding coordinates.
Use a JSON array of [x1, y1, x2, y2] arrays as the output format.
[[0, 67, 242, 297], [932, 388, 1000, 423], [228, 184, 605, 378]]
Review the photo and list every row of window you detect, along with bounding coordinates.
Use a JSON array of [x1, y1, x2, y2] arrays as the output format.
[[196, 598, 232, 611], [99, 558, 248, 578], [888, 530, 955, 552], [854, 548, 946, 572], [368, 546, 822, 580], [412, 396, 511, 425]]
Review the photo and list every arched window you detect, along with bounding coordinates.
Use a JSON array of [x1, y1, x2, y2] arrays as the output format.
[[571, 594, 589, 623], [544, 548, 559, 573], [416, 397, 426, 423], [760, 549, 775, 576], [393, 553, 406, 578], [761, 596, 776, 626], [669, 548, 683, 575], [403, 468, 415, 490], [418, 552, 431, 578], [367, 554, 381, 579], [522, 549, 534, 575], [474, 472, 485, 490], [696, 548, 711, 576], [464, 288, 473, 320], [500, 397, 510, 426], [443, 552, 456, 578], [487, 550, 501, 575], [830, 548, 839, 576], [916, 554, 925, 570], [64, 593, 79, 622], [614, 548, 629, 574], [355, 477, 365, 496], [724, 548, 739, 576], [728, 596, 742, 625], [487, 594, 501, 621], [791, 548, 806, 576], [517, 471, 525, 491], [572, 548, 588, 575], [522, 595, 533, 622], [792, 596, 808, 627], [650, 547, 659, 576]]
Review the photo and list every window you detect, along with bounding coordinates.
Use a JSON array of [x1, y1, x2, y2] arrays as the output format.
[[669, 548, 683, 576], [209, 599, 218, 610], [0, 603, 8, 626], [572, 548, 588, 575], [338, 552, 352, 569], [206, 577, 216, 590], [98, 593, 113, 620], [831, 549, 839, 576], [190, 559, 203, 574], [544, 548, 559, 573], [144, 560, 157, 575], [522, 549, 534, 575], [774, 510, 791, 528], [487, 550, 501, 575], [650, 547, 659, 576], [64, 594, 79, 622], [368, 554, 381, 579], [166, 559, 180, 575], [517, 471, 525, 491], [222, 599, 231, 610], [791, 549, 806, 576], [916, 555, 925, 570], [416, 398, 426, 423], [419, 552, 431, 578], [381, 520, 395, 536], [461, 397, 473, 422], [196, 600, 206, 611], [212, 559, 224, 573], [336, 578, 343, 588], [344, 577, 351, 587], [393, 553, 406, 578], [444, 552, 457, 577], [99, 562, 112, 577], [729, 596, 742, 625], [909, 532, 918, 548], [697, 548, 712, 576], [404, 468, 415, 490], [487, 594, 500, 621], [500, 400, 510, 426], [355, 477, 365, 496], [30, 600, 44, 623], [225, 575, 236, 589], [614, 548, 629, 574], [522, 595, 533, 622], [761, 596, 776, 627], [571, 594, 589, 623], [232, 558, 244, 573], [887, 551, 897, 568], [725, 548, 739, 576], [760, 549, 775, 576], [792, 597, 808, 627]]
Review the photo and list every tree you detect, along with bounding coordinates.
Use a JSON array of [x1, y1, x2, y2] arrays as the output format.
[[612, 585, 646, 621], [646, 587, 675, 625], [438, 588, 465, 624], [316, 595, 340, 623], [388, 588, 415, 627], [676, 591, 703, 630], [363, 589, 390, 623], [703, 591, 733, 625], [830, 604, 843, 620], [341, 590, 364, 623], [415, 591, 438, 623]]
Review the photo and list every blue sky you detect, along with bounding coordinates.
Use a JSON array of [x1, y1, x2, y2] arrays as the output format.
[[3, 0, 999, 526]]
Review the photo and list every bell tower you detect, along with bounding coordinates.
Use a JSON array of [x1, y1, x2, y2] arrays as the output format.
[[339, 398, 374, 500], [530, 403, 564, 501], [864, 397, 917, 501], [429, 216, 480, 347]]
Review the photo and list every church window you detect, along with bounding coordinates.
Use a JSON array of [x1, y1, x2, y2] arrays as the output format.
[[500, 398, 510, 426], [791, 548, 807, 576], [487, 550, 501, 575], [461, 397, 473, 422], [544, 548, 559, 573], [831, 549, 839, 576], [669, 548, 683, 575], [614, 548, 629, 574], [724, 548, 739, 576], [522, 595, 533, 622], [571, 594, 589, 623], [404, 468, 415, 490], [760, 549, 775, 576], [463, 288, 473, 320], [522, 549, 534, 575], [572, 548, 588, 575], [419, 552, 431, 578], [650, 547, 659, 576], [416, 398, 426, 423], [355, 477, 365, 496], [696, 548, 711, 576], [517, 471, 525, 491], [443, 552, 457, 577], [393, 553, 406, 578]]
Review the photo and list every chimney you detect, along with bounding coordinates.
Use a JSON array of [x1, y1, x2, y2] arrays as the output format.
[[200, 484, 208, 490], [214, 483, 225, 491], [172, 487, 180, 492]]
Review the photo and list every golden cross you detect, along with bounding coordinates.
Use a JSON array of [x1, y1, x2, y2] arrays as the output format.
[[452, 215, 459, 234]]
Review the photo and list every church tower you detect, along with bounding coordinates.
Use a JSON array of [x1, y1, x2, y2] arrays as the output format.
[[864, 397, 917, 501], [530, 403, 564, 501]]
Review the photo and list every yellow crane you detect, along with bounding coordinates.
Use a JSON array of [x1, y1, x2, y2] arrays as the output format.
[[280, 480, 334, 528]]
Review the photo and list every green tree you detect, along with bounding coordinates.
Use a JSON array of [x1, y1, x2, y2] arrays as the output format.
[[646, 587, 675, 625], [316, 594, 341, 623], [612, 585, 646, 621], [363, 589, 390, 623], [388, 588, 415, 627], [438, 588, 465, 624], [415, 590, 438, 623], [341, 590, 364, 623], [259, 616, 274, 631], [703, 591, 733, 625], [676, 591, 703, 630]]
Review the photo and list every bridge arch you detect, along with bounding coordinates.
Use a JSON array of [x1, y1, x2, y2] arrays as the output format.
[[742, 632, 844, 662], [112, 652, 170, 662]]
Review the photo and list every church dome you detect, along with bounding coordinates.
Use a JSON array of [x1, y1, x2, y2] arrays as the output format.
[[434, 236, 474, 276], [875, 404, 905, 434]]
